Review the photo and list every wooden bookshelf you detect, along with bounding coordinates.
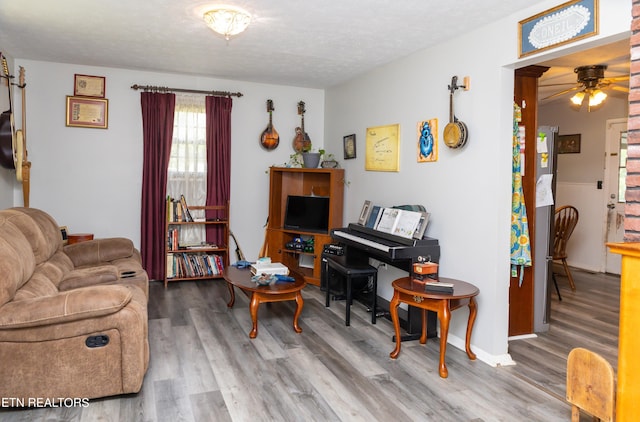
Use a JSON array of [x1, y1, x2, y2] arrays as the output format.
[[164, 201, 229, 288]]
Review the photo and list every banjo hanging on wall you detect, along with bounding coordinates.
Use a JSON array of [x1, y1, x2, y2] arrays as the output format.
[[443, 75, 468, 149]]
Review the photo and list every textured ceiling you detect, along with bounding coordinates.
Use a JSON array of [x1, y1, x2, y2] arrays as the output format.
[[0, 0, 536, 89]]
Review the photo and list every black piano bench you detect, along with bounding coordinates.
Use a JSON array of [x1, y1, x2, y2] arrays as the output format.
[[322, 254, 378, 326]]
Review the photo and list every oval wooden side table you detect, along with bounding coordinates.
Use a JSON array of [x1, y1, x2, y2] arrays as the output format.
[[389, 276, 479, 378]]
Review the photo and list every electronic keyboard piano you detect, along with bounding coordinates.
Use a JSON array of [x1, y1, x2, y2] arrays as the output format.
[[330, 223, 440, 270], [330, 223, 440, 339]]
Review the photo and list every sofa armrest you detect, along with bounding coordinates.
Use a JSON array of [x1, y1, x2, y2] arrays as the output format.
[[0, 285, 132, 329], [64, 238, 138, 267]]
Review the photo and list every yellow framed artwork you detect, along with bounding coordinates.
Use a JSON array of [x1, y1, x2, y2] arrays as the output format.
[[417, 119, 438, 162], [365, 124, 400, 172]]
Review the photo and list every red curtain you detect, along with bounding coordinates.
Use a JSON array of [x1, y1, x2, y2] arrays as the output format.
[[140, 92, 175, 280], [205, 96, 233, 245]]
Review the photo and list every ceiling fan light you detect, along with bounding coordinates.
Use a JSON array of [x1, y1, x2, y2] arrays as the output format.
[[570, 91, 585, 106], [589, 89, 607, 107], [203, 6, 251, 40]]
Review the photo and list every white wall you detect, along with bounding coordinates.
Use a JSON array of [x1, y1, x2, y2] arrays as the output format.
[[6, 60, 324, 258], [324, 0, 630, 364]]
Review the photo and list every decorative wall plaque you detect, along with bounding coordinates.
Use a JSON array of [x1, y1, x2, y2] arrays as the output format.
[[519, 0, 598, 58]]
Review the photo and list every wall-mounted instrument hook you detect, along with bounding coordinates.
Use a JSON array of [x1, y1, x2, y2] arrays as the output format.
[[448, 75, 468, 93]]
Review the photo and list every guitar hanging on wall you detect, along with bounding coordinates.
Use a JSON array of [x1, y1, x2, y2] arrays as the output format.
[[17, 66, 31, 207], [260, 99, 279, 150], [292, 101, 311, 152], [0, 52, 17, 170]]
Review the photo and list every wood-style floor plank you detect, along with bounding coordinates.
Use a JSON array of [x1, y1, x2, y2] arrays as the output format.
[[0, 267, 619, 421]]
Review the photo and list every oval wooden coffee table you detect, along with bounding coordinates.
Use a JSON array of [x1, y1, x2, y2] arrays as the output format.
[[389, 276, 479, 378], [223, 266, 306, 339]]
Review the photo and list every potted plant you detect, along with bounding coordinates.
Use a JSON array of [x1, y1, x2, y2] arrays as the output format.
[[320, 151, 339, 168], [301, 147, 322, 168]]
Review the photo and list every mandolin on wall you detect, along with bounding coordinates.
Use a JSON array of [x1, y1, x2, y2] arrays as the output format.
[[260, 99, 279, 150]]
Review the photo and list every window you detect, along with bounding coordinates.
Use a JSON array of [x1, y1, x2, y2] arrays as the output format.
[[167, 94, 207, 243], [618, 131, 628, 203]]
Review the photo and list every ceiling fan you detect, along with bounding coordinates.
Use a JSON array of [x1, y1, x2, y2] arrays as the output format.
[[541, 64, 629, 110]]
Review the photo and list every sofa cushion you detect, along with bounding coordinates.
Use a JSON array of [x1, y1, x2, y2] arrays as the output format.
[[64, 238, 138, 267], [58, 265, 119, 291], [13, 273, 59, 301], [0, 216, 36, 307], [0, 285, 132, 329], [2, 208, 62, 264]]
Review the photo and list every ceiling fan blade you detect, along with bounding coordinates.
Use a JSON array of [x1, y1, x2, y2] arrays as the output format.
[[609, 85, 630, 93], [539, 82, 580, 88], [602, 75, 630, 83], [541, 86, 580, 100]]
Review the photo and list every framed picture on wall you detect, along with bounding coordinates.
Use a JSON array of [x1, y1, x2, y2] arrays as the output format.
[[365, 124, 400, 172], [343, 134, 356, 159], [558, 134, 581, 154], [65, 96, 109, 129], [74, 74, 106, 98]]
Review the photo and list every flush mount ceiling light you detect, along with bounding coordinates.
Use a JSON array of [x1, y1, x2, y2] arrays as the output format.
[[203, 6, 251, 41]]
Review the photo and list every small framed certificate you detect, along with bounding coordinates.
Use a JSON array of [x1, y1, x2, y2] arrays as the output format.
[[66, 96, 109, 129], [74, 74, 106, 98]]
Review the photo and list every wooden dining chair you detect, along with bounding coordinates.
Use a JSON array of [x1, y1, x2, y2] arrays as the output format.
[[552, 205, 579, 297], [566, 347, 615, 421]]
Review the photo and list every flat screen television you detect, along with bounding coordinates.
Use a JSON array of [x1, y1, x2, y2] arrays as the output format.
[[284, 195, 330, 233]]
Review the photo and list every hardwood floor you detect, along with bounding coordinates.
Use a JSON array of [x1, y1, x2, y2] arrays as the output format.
[[0, 267, 619, 421]]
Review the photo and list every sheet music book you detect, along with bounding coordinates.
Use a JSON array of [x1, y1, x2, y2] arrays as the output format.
[[393, 209, 422, 239], [375, 208, 400, 234]]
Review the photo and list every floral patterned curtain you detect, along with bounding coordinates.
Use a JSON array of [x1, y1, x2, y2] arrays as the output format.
[[511, 103, 532, 286]]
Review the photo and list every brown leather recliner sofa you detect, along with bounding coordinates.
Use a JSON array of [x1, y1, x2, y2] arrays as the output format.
[[0, 207, 149, 404]]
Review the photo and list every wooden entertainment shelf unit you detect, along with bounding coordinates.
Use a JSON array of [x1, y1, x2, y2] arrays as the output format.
[[266, 167, 345, 286]]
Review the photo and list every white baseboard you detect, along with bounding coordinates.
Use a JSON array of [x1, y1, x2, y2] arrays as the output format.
[[447, 333, 517, 368]]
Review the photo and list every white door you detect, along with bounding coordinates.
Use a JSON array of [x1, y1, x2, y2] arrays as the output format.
[[604, 119, 627, 275]]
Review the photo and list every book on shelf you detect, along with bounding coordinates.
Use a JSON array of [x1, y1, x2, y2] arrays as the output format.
[[166, 195, 194, 222], [181, 242, 218, 250], [179, 194, 194, 222], [166, 252, 225, 279], [167, 228, 180, 251], [167, 253, 176, 278]]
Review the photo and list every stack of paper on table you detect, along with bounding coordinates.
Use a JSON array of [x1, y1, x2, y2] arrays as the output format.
[[250, 262, 289, 276]]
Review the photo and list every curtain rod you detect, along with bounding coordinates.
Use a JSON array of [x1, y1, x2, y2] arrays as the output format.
[[130, 84, 243, 98]]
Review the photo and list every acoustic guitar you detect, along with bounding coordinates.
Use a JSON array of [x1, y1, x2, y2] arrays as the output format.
[[229, 231, 246, 262], [17, 66, 30, 207], [260, 99, 279, 150], [292, 101, 311, 152], [0, 53, 17, 170]]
